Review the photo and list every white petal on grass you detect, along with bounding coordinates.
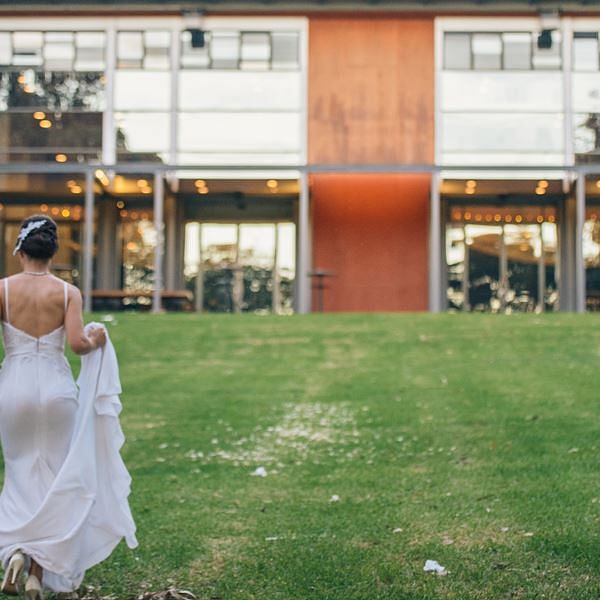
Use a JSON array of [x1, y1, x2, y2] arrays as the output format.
[[423, 559, 447, 575], [393, 528, 403, 533], [329, 494, 340, 503], [251, 466, 267, 477]]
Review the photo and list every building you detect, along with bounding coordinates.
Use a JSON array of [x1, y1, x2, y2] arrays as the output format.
[[0, 0, 599, 313]]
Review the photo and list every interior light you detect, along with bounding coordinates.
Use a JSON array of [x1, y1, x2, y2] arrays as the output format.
[[198, 187, 209, 195], [475, 214, 482, 222], [141, 186, 152, 194], [70, 185, 82, 194], [194, 179, 206, 187], [266, 179, 278, 189], [505, 215, 513, 222], [61, 208, 70, 217], [17, 74, 26, 84], [596, 180, 600, 189], [465, 180, 477, 188], [538, 180, 549, 188], [464, 211, 472, 220], [485, 214, 493, 222], [535, 187, 546, 195], [130, 211, 139, 219], [33, 111, 45, 120], [39, 119, 52, 129], [51, 207, 60, 216], [515, 215, 523, 223], [116, 200, 125, 209], [120, 210, 128, 218], [465, 188, 475, 195], [67, 180, 77, 188], [55, 153, 67, 163], [537, 215, 544, 223], [494, 214, 502, 222], [548, 215, 556, 223], [23, 85, 34, 94], [137, 179, 148, 187], [40, 204, 48, 212]]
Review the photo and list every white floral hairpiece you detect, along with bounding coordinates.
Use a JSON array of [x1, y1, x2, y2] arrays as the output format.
[[13, 219, 47, 255]]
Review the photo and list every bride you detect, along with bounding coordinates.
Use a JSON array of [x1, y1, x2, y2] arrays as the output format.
[[0, 215, 137, 599]]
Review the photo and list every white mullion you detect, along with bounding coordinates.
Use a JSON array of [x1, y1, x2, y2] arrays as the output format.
[[102, 22, 116, 166]]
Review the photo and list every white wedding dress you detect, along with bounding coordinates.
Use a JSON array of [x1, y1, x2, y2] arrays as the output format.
[[0, 278, 137, 592]]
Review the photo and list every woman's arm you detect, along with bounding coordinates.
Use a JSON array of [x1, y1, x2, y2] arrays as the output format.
[[64, 286, 106, 355]]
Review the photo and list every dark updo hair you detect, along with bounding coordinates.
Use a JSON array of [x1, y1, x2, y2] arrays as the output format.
[[16, 215, 59, 260]]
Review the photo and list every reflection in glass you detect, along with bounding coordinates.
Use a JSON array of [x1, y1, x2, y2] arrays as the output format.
[[12, 32, 43, 67], [444, 33, 471, 70], [115, 71, 170, 110], [0, 112, 102, 149], [473, 34, 502, 70], [116, 112, 170, 155], [447, 216, 558, 313], [573, 33, 599, 72], [211, 32, 239, 69], [0, 71, 104, 111], [117, 32, 143, 69], [272, 32, 299, 70], [185, 222, 295, 313], [503, 33, 531, 69], [180, 30, 211, 69], [532, 30, 562, 70], [240, 32, 270, 70], [575, 112, 600, 157], [584, 210, 600, 310], [120, 216, 156, 295]]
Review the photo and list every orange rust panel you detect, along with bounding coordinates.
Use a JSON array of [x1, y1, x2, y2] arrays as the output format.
[[311, 173, 430, 312], [308, 16, 435, 165]]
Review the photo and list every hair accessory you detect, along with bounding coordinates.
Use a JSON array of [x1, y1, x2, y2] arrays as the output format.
[[13, 219, 47, 256]]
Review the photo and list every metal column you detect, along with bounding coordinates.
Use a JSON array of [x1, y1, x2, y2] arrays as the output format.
[[297, 172, 311, 314], [428, 171, 442, 312], [575, 173, 586, 313], [83, 169, 95, 313], [195, 223, 203, 312], [272, 224, 281, 314], [152, 172, 164, 314]]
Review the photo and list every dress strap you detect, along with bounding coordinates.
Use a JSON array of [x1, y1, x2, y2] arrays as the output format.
[[63, 280, 68, 313], [3, 278, 9, 324]]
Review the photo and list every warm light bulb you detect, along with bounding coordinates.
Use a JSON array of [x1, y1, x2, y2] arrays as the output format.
[[266, 179, 278, 189], [55, 153, 67, 163], [33, 111, 45, 120], [39, 119, 52, 129]]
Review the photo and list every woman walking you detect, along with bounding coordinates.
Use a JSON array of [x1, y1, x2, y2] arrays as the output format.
[[0, 215, 136, 599]]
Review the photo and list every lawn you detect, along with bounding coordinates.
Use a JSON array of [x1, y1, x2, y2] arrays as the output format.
[[37, 314, 600, 598]]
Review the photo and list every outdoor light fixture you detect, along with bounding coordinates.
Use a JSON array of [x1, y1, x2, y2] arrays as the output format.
[[537, 30, 554, 49], [537, 9, 559, 50], [183, 9, 206, 48]]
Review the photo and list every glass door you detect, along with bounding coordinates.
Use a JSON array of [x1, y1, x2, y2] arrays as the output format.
[[447, 207, 559, 313]]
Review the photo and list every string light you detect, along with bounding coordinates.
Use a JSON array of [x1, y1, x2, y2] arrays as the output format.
[[55, 153, 67, 163], [39, 119, 52, 129]]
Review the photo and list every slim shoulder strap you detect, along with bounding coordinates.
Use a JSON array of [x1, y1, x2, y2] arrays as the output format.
[[63, 280, 68, 313], [3, 278, 9, 324]]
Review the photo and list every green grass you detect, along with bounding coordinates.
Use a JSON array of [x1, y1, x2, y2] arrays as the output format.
[[16, 314, 600, 598]]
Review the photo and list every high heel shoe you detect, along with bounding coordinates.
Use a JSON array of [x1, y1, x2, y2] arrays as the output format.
[[1, 550, 25, 595], [24, 574, 44, 600]]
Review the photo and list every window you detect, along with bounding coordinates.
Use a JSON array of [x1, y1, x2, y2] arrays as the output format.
[[443, 31, 561, 71], [503, 33, 531, 70], [473, 34, 501, 70], [573, 32, 599, 71], [117, 31, 170, 70], [180, 30, 300, 71]]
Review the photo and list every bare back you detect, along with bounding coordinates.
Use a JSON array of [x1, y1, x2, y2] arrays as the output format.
[[1, 275, 69, 338]]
